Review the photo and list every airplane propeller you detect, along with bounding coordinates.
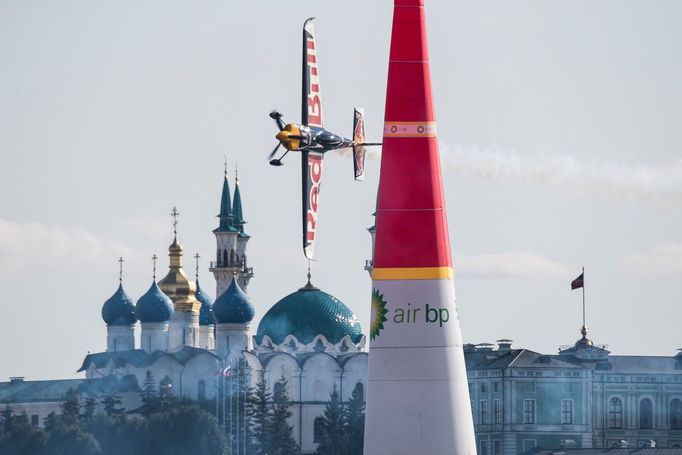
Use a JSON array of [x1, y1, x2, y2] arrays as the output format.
[[270, 110, 286, 131], [268, 142, 282, 161]]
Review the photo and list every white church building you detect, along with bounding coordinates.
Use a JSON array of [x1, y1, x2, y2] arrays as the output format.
[[80, 167, 368, 454]]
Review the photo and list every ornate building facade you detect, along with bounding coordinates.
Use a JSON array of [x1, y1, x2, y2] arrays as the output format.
[[80, 166, 367, 454], [466, 336, 682, 454]]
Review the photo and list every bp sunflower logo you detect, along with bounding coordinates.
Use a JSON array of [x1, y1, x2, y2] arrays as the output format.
[[370, 289, 388, 341]]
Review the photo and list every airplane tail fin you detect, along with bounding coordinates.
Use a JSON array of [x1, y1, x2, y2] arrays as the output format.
[[352, 108, 367, 181]]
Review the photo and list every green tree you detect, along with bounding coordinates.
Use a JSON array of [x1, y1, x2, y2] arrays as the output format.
[[101, 395, 124, 418], [43, 424, 101, 455], [61, 388, 80, 424], [247, 370, 272, 454], [343, 383, 365, 455], [315, 384, 345, 455], [0, 408, 45, 455], [82, 395, 98, 422], [269, 375, 299, 455], [146, 403, 226, 455], [141, 370, 157, 404]]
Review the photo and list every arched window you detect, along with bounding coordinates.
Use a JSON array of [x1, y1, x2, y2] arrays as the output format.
[[670, 399, 682, 430], [608, 398, 623, 429], [274, 382, 285, 402], [216, 249, 221, 266], [314, 416, 325, 443], [222, 249, 228, 267], [353, 382, 364, 401], [198, 380, 206, 401], [640, 398, 653, 429]]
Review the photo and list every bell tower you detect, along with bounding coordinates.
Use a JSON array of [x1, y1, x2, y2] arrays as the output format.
[[209, 161, 254, 297]]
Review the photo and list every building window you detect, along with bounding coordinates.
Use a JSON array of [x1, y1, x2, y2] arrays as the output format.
[[314, 416, 324, 443], [198, 380, 206, 401], [353, 382, 364, 401], [494, 399, 502, 424], [609, 397, 624, 429], [480, 400, 488, 424], [493, 381, 500, 393], [480, 382, 488, 393], [523, 440, 537, 452], [525, 382, 536, 393], [640, 398, 654, 429], [471, 400, 475, 420], [670, 399, 682, 430], [561, 399, 574, 424], [274, 382, 285, 402], [493, 440, 501, 455], [480, 440, 488, 455], [31, 415, 39, 427], [562, 382, 573, 393], [523, 399, 536, 424]]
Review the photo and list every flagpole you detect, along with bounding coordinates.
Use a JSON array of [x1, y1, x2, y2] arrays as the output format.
[[582, 266, 586, 336], [222, 360, 226, 431], [215, 360, 219, 423]]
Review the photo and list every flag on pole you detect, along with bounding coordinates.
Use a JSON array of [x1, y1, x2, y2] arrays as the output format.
[[571, 272, 584, 290], [214, 364, 232, 377]]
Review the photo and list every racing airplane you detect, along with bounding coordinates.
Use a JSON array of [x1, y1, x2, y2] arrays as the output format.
[[268, 18, 380, 260]]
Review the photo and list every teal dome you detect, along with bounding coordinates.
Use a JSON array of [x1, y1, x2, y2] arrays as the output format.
[[256, 282, 362, 345], [212, 277, 254, 324], [102, 284, 137, 326], [196, 279, 215, 326], [135, 280, 173, 323]]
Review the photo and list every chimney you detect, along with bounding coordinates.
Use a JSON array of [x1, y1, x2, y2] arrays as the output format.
[[9, 377, 25, 385], [497, 339, 513, 353]]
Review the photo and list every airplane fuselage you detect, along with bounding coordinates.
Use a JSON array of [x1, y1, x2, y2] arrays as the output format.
[[276, 123, 353, 153]]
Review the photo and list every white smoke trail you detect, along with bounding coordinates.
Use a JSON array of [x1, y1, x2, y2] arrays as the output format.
[[440, 143, 682, 206]]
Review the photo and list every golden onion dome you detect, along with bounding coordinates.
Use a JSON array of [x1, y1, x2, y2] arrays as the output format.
[[158, 235, 201, 313]]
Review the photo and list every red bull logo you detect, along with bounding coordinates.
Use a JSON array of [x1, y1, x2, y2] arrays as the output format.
[[305, 27, 322, 127], [305, 154, 323, 246]]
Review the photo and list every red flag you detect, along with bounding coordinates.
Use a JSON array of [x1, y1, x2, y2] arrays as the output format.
[[571, 273, 584, 290]]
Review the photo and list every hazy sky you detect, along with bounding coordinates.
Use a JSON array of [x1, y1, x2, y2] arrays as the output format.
[[1, 0, 681, 380]]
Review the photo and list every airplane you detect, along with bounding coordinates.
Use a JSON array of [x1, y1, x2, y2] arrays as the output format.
[[268, 18, 381, 260]]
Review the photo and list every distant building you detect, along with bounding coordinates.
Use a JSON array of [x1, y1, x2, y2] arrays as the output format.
[[466, 335, 682, 454]]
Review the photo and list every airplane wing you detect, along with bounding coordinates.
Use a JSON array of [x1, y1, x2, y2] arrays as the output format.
[[302, 18, 323, 128], [352, 108, 367, 181], [302, 150, 324, 259]]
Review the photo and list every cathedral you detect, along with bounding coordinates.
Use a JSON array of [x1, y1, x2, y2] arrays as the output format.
[[82, 167, 368, 454]]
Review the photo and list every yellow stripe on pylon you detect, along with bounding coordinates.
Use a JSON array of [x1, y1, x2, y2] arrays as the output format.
[[372, 267, 453, 281]]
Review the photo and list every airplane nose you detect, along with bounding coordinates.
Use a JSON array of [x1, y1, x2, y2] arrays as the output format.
[[276, 130, 289, 142]]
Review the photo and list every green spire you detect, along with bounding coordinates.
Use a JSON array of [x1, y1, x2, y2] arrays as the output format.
[[233, 167, 245, 225], [216, 163, 238, 233], [232, 165, 250, 238]]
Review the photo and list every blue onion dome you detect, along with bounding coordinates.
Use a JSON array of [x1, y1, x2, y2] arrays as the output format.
[[212, 277, 254, 324], [135, 280, 174, 323], [196, 279, 215, 326], [102, 284, 137, 326], [256, 281, 362, 345]]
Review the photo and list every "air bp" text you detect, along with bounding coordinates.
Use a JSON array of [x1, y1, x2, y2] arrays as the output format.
[[392, 303, 449, 327]]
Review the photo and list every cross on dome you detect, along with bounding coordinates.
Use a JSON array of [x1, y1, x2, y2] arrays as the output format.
[[171, 206, 179, 236], [118, 257, 124, 283], [152, 254, 158, 279]]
